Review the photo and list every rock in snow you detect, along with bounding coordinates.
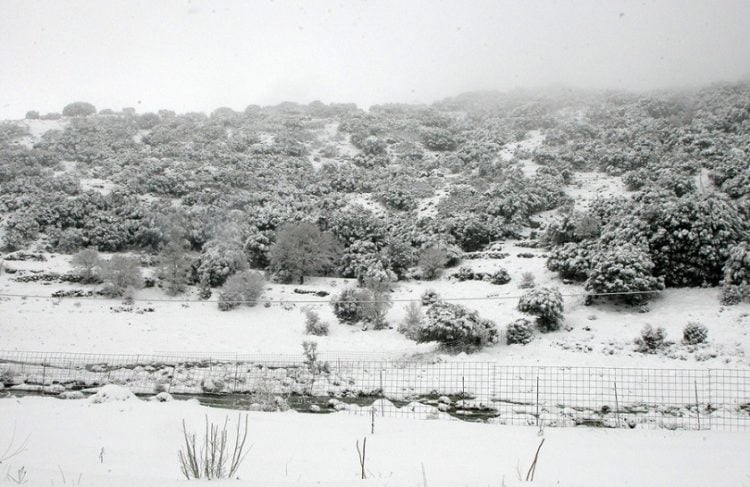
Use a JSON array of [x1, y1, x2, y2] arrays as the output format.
[[88, 384, 136, 403]]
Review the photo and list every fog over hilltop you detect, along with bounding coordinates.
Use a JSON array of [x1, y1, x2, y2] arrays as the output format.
[[1, 0, 750, 118]]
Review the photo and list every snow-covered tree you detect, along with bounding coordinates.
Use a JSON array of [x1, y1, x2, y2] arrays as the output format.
[[157, 237, 192, 295], [585, 243, 665, 304], [268, 222, 339, 284]]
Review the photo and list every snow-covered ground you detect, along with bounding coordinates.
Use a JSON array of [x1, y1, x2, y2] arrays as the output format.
[[564, 171, 628, 212], [13, 119, 67, 148], [1, 247, 748, 368], [0, 393, 747, 487]]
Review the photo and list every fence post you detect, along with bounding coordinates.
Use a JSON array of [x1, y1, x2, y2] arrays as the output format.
[[41, 363, 46, 396], [694, 380, 701, 431], [536, 376, 540, 427], [379, 368, 385, 417], [707, 369, 715, 430], [614, 381, 620, 428], [168, 365, 176, 393], [492, 363, 497, 400]]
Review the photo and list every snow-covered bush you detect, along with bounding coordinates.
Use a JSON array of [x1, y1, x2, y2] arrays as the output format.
[[546, 240, 596, 281], [398, 302, 423, 340], [634, 325, 668, 354], [218, 270, 265, 311], [376, 183, 418, 211], [331, 287, 367, 324], [416, 301, 498, 351], [489, 268, 511, 285], [336, 239, 383, 279], [444, 215, 494, 252], [451, 266, 510, 285], [517, 287, 564, 332], [543, 212, 601, 245], [421, 127, 458, 151], [722, 171, 750, 199], [63, 101, 96, 117], [603, 194, 747, 287], [683, 322, 708, 345], [584, 243, 664, 304], [89, 385, 135, 403], [723, 242, 750, 286], [243, 227, 273, 268], [720, 284, 748, 306], [0, 366, 19, 385], [623, 169, 649, 191], [1, 211, 40, 251], [381, 238, 416, 279], [196, 237, 249, 288], [53, 227, 86, 253], [420, 289, 440, 306], [452, 265, 475, 281], [304, 309, 329, 336], [506, 318, 534, 345], [198, 274, 212, 300]]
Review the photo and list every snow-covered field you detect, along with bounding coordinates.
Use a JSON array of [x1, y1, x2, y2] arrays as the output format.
[[1, 392, 748, 487], [2, 247, 748, 369]]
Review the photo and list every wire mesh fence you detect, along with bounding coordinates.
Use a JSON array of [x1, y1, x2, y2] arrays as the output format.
[[1, 350, 748, 431]]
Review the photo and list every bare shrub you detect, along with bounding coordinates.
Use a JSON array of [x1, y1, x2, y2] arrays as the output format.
[[71, 248, 102, 283], [101, 255, 142, 297], [157, 237, 191, 296], [304, 309, 329, 336], [218, 271, 265, 311], [519, 272, 536, 289], [302, 340, 330, 374], [398, 302, 423, 340], [178, 414, 251, 480], [418, 247, 449, 280], [0, 423, 30, 464]]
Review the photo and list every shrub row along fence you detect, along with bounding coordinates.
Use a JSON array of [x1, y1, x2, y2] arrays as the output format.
[[1, 350, 749, 431]]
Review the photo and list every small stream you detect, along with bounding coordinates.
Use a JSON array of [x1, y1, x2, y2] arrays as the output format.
[[1, 389, 501, 422]]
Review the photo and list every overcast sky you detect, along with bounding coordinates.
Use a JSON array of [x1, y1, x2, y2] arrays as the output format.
[[1, 0, 750, 118]]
